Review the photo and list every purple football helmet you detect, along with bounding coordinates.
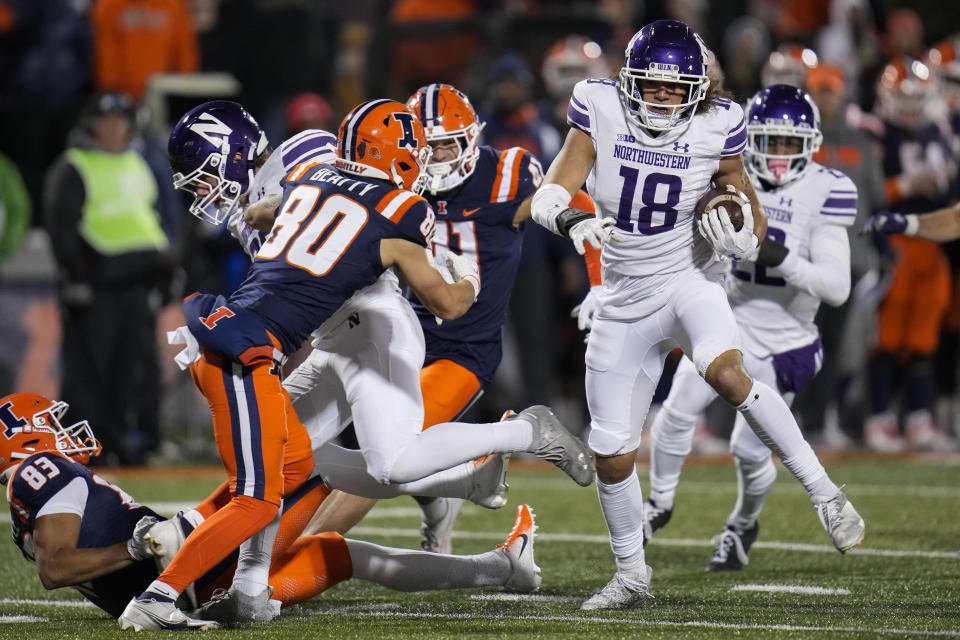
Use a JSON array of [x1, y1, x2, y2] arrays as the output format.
[[619, 19, 711, 131], [744, 84, 823, 186], [168, 100, 269, 225]]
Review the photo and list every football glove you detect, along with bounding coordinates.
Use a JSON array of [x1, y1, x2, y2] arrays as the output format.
[[697, 198, 758, 261], [127, 515, 159, 561], [571, 285, 601, 332], [445, 251, 481, 300], [569, 216, 618, 255]]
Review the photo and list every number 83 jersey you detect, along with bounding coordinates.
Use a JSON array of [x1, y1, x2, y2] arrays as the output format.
[[568, 78, 746, 319]]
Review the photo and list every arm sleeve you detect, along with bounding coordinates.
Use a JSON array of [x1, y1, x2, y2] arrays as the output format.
[[776, 223, 851, 307]]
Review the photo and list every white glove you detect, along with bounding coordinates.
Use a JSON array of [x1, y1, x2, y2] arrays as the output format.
[[126, 515, 159, 561], [226, 209, 266, 259], [569, 217, 618, 255], [571, 286, 601, 331], [445, 251, 481, 300], [427, 249, 455, 283], [697, 199, 758, 260]]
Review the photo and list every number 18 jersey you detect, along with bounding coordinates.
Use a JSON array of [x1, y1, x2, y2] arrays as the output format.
[[568, 78, 746, 319]]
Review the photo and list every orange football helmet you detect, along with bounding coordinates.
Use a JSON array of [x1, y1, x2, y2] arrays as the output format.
[[925, 38, 960, 114], [875, 58, 946, 130], [336, 99, 432, 194], [0, 393, 101, 482], [406, 84, 484, 194], [541, 36, 609, 99]]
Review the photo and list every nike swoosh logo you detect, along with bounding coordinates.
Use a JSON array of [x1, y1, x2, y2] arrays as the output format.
[[517, 533, 529, 556], [463, 207, 481, 217]]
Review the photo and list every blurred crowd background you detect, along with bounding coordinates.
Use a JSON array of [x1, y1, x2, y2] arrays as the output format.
[[1, 0, 959, 466]]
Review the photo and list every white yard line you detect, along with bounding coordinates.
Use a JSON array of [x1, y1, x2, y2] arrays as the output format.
[[730, 584, 852, 595], [306, 607, 960, 637], [348, 526, 960, 559], [0, 615, 47, 623], [0, 598, 95, 608], [470, 594, 582, 603]]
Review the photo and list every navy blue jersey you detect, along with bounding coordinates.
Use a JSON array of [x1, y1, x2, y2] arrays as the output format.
[[191, 164, 435, 358], [411, 146, 541, 384], [7, 452, 159, 617], [879, 122, 954, 214]]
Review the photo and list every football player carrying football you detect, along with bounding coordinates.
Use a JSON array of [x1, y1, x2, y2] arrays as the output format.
[[532, 19, 865, 609], [644, 84, 865, 571]]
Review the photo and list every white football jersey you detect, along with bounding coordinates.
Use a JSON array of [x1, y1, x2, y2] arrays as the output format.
[[568, 78, 747, 319], [249, 128, 337, 204], [726, 162, 857, 354]]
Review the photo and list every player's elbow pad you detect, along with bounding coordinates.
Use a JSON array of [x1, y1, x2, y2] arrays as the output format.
[[531, 183, 573, 235]]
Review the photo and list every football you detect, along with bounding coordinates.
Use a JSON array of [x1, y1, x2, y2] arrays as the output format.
[[694, 187, 748, 232]]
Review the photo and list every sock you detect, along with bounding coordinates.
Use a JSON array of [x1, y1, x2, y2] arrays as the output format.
[[346, 539, 509, 591], [314, 444, 485, 500], [649, 404, 699, 509], [728, 455, 777, 532], [386, 418, 533, 484], [269, 533, 354, 606], [736, 380, 838, 500], [141, 580, 179, 601], [233, 501, 282, 597], [596, 473, 646, 579], [158, 494, 278, 593], [273, 478, 331, 558]]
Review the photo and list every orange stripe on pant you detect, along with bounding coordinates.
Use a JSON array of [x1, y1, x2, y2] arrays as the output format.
[[420, 358, 483, 428], [876, 236, 951, 355], [159, 351, 314, 594]]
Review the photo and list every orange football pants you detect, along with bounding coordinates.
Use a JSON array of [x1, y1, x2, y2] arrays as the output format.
[[158, 351, 314, 594], [877, 236, 951, 355], [420, 358, 483, 428]]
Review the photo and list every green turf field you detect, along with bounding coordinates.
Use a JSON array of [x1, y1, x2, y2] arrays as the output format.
[[1, 456, 958, 639]]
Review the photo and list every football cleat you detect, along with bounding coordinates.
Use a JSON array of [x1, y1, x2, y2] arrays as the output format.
[[641, 498, 673, 546], [816, 490, 865, 553], [499, 504, 541, 592], [581, 567, 654, 610], [420, 497, 463, 555], [118, 593, 219, 631], [193, 586, 279, 627], [468, 452, 511, 509], [705, 522, 759, 572], [512, 405, 594, 487]]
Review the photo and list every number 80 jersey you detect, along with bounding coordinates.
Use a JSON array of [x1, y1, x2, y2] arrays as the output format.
[[568, 78, 746, 319]]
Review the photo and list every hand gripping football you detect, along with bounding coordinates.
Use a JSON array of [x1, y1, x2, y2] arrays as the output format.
[[694, 186, 748, 232]]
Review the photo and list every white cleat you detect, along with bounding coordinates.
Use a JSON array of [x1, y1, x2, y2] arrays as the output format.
[[512, 405, 594, 487], [468, 453, 511, 509], [118, 594, 219, 631], [193, 586, 279, 627], [816, 490, 865, 553], [499, 504, 541, 592], [420, 497, 464, 555], [581, 567, 654, 610]]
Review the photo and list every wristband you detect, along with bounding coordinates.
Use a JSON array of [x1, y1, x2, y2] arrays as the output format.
[[557, 208, 595, 237], [531, 183, 573, 235], [904, 214, 919, 236], [755, 237, 789, 267]]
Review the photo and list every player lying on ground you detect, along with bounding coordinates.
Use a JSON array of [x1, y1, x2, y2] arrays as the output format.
[[0, 393, 540, 630]]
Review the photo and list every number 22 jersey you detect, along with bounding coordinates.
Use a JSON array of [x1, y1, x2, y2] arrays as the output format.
[[567, 78, 746, 319]]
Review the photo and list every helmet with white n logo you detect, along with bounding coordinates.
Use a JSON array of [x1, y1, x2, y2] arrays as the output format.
[[168, 100, 270, 225], [0, 393, 101, 483]]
